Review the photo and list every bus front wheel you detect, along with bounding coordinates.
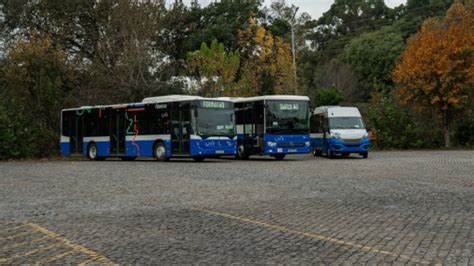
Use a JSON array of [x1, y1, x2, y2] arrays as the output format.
[[154, 142, 169, 162], [193, 157, 205, 162], [312, 148, 322, 157], [274, 154, 286, 160], [236, 145, 249, 160]]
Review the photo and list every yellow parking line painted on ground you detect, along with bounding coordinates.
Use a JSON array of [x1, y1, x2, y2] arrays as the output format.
[[193, 208, 439, 265], [0, 243, 61, 263], [2, 236, 48, 251], [0, 231, 32, 241], [33, 249, 76, 265], [0, 223, 28, 233], [78, 257, 97, 266], [24, 221, 116, 265]]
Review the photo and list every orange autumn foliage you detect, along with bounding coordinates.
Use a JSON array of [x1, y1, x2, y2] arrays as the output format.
[[393, 1, 474, 111]]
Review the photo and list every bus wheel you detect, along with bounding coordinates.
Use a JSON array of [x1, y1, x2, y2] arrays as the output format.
[[87, 143, 99, 161], [154, 142, 168, 162], [274, 154, 286, 160], [327, 149, 335, 159], [193, 157, 205, 162], [236, 145, 249, 160], [312, 149, 322, 157]]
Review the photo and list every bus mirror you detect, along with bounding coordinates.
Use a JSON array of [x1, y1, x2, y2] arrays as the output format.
[[230, 113, 234, 122]]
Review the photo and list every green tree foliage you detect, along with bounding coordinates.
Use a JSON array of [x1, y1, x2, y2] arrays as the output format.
[[181, 0, 261, 55], [343, 25, 405, 98], [0, 34, 70, 158], [307, 0, 393, 53], [313, 86, 344, 107], [187, 39, 240, 97]]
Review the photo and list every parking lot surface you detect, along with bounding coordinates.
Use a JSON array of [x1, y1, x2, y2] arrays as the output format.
[[0, 151, 473, 264]]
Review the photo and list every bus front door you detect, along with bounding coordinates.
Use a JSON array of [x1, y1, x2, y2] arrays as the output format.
[[70, 115, 83, 155], [110, 112, 126, 155], [171, 104, 191, 156]]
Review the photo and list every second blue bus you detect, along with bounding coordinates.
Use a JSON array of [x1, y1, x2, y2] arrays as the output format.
[[232, 95, 311, 160]]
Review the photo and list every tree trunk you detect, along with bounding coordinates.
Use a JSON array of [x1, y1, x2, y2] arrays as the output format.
[[443, 111, 451, 148]]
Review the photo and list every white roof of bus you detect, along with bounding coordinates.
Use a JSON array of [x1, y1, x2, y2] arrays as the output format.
[[314, 106, 362, 117], [142, 95, 232, 104], [228, 95, 310, 103], [62, 95, 232, 111]]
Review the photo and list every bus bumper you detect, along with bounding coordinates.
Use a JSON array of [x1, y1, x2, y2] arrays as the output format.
[[190, 139, 237, 157], [264, 134, 312, 155]]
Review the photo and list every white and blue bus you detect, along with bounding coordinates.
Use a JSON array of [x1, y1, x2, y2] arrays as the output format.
[[60, 95, 236, 162], [232, 95, 311, 160], [310, 106, 370, 159]]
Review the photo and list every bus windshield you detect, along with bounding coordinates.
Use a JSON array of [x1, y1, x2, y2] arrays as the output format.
[[266, 100, 309, 135], [329, 117, 365, 129], [196, 108, 235, 137]]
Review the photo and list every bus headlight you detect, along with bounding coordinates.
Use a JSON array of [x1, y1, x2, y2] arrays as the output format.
[[267, 141, 277, 147], [305, 141, 311, 147], [330, 132, 341, 139]]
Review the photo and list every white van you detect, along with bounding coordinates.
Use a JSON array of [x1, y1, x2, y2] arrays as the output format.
[[310, 106, 370, 158]]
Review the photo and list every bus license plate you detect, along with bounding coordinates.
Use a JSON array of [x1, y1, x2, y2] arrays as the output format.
[[215, 150, 225, 154], [288, 149, 297, 153]]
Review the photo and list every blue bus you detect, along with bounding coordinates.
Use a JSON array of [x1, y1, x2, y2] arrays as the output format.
[[232, 96, 311, 160], [310, 106, 370, 159], [60, 95, 236, 162]]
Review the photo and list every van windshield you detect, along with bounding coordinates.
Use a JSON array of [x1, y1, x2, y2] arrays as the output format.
[[329, 117, 365, 129]]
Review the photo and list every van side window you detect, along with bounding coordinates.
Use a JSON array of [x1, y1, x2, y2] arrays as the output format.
[[310, 115, 320, 133]]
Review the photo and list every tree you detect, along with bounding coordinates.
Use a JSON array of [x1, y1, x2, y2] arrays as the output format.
[[393, 1, 474, 147], [1, 33, 70, 157], [343, 25, 405, 98], [237, 16, 296, 96], [313, 86, 344, 107], [307, 0, 393, 52], [187, 39, 240, 97]]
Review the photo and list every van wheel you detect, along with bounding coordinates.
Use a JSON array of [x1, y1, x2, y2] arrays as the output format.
[[362, 152, 368, 159], [236, 144, 249, 160], [274, 154, 286, 160], [87, 143, 99, 161], [154, 142, 169, 162]]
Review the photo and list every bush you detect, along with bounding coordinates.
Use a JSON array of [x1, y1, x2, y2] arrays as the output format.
[[455, 120, 474, 147]]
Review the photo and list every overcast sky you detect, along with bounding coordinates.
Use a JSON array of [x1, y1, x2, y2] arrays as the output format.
[[175, 0, 408, 20]]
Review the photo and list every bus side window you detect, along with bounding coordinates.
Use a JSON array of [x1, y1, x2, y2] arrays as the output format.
[[62, 111, 70, 136]]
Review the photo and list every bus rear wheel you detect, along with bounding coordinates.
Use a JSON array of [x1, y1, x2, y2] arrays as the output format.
[[87, 143, 100, 161], [274, 154, 286, 160], [154, 142, 169, 162]]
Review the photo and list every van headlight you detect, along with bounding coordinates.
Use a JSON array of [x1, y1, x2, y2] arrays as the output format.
[[363, 133, 369, 138], [267, 141, 277, 147]]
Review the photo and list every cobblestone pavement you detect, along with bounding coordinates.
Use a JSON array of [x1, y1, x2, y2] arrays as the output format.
[[0, 151, 473, 264]]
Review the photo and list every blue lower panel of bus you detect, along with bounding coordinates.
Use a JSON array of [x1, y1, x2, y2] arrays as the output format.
[[190, 139, 236, 157], [263, 134, 311, 155], [125, 140, 172, 158], [60, 142, 70, 156]]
